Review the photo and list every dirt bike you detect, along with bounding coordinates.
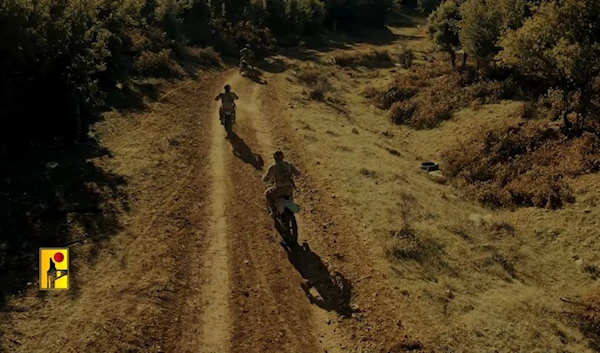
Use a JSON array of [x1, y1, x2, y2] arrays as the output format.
[[272, 190, 299, 246], [219, 106, 236, 137], [239, 59, 250, 75]]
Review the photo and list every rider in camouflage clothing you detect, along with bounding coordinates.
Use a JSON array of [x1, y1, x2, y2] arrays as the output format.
[[263, 150, 300, 218]]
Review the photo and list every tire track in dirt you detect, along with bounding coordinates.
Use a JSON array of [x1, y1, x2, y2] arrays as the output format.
[[192, 81, 235, 353], [160, 74, 233, 353], [260, 68, 420, 353], [221, 72, 347, 353]]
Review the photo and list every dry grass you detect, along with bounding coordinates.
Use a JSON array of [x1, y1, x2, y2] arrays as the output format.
[[489, 220, 515, 234], [385, 190, 446, 279], [363, 85, 383, 100], [580, 288, 600, 350], [386, 233, 444, 264], [442, 120, 600, 208], [270, 21, 599, 353], [359, 167, 377, 178], [584, 265, 600, 280], [480, 247, 518, 280], [443, 222, 471, 240], [536, 88, 567, 121], [397, 45, 415, 68], [0, 75, 220, 353], [334, 49, 393, 68], [516, 101, 538, 120], [294, 66, 333, 101], [389, 101, 417, 125]]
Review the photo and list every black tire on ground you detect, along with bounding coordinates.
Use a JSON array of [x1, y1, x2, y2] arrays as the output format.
[[420, 161, 439, 172]]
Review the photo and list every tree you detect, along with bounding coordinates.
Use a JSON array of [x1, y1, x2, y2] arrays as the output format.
[[298, 0, 324, 36], [417, 0, 442, 13], [458, 0, 502, 68], [264, 0, 288, 36], [489, 0, 528, 31], [428, 1, 461, 69], [356, 0, 394, 27], [498, 0, 600, 133], [181, 0, 212, 45]]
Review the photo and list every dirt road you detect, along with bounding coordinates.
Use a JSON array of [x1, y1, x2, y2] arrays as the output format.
[[193, 71, 346, 353], [0, 67, 355, 353]]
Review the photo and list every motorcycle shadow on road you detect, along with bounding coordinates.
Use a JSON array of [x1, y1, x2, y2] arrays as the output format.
[[280, 240, 353, 316], [242, 68, 267, 85], [227, 131, 264, 170]]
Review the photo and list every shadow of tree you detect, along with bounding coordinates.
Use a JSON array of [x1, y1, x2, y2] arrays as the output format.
[[282, 241, 353, 316], [386, 12, 421, 28], [0, 137, 127, 322], [278, 26, 404, 63], [256, 58, 286, 74], [227, 131, 264, 170]]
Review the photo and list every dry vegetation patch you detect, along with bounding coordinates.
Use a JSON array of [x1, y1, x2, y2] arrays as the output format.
[[367, 63, 514, 129], [442, 121, 600, 209], [133, 49, 186, 78], [384, 192, 446, 271], [578, 288, 600, 350], [294, 66, 333, 101], [180, 46, 223, 67], [333, 49, 393, 68]]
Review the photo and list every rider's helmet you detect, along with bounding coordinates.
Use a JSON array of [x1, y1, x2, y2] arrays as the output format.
[[224, 84, 231, 92], [273, 150, 284, 162], [245, 44, 251, 49]]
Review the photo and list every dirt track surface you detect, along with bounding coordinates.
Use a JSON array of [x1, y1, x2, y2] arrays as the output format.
[[0, 69, 373, 353], [4, 15, 600, 352], [190, 71, 347, 353]]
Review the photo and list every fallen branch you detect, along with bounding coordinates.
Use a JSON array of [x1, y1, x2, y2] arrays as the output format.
[[560, 297, 591, 308], [9, 338, 22, 346]]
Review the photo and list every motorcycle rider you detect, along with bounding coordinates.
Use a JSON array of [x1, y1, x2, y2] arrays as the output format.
[[239, 44, 255, 70], [263, 150, 300, 218], [214, 84, 239, 125]]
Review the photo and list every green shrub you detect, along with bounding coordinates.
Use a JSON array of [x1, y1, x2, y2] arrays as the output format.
[[133, 49, 185, 77], [181, 46, 223, 67], [428, 1, 461, 68], [397, 46, 415, 68], [181, 0, 213, 45], [209, 19, 277, 56], [459, 0, 503, 67], [418, 0, 443, 13], [298, 0, 325, 35], [0, 0, 453, 146]]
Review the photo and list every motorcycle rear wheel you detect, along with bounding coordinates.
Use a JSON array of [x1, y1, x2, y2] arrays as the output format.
[[281, 209, 298, 245], [224, 115, 233, 136]]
